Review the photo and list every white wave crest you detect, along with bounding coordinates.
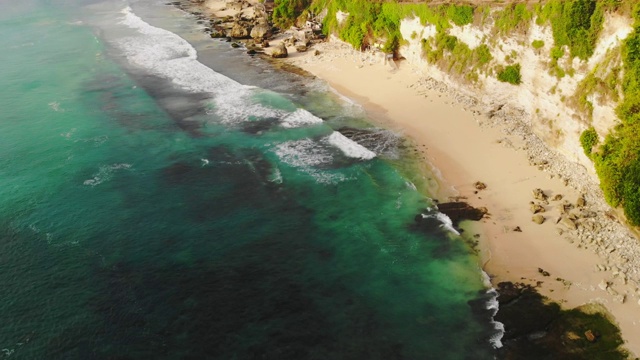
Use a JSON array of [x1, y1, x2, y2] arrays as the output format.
[[421, 212, 460, 235], [326, 132, 376, 160], [481, 271, 504, 349], [274, 139, 349, 184], [281, 109, 323, 128]]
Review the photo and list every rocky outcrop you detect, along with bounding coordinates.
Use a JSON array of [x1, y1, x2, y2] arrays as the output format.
[[436, 202, 487, 225], [230, 22, 251, 38]]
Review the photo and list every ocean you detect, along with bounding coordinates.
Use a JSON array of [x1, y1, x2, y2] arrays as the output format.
[[0, 0, 500, 358]]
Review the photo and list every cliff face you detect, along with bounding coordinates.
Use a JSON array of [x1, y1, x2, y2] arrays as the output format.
[[397, 12, 633, 178]]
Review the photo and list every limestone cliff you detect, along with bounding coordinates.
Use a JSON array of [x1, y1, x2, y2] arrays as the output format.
[[397, 10, 633, 178]]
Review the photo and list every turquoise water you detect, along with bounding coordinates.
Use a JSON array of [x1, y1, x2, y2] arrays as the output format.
[[0, 0, 498, 358]]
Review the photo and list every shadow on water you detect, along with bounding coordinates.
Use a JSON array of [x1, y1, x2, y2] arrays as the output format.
[[493, 282, 630, 360]]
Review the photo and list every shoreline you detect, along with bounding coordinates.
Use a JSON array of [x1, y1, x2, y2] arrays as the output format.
[[285, 39, 640, 355], [183, 0, 640, 355]]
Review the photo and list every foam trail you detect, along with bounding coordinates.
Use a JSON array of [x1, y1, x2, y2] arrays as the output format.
[[482, 271, 505, 349], [327, 132, 376, 160]]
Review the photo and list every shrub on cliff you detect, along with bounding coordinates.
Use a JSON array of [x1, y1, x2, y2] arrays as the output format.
[[580, 127, 598, 157], [272, 0, 311, 28], [497, 64, 521, 85], [591, 2, 640, 225]]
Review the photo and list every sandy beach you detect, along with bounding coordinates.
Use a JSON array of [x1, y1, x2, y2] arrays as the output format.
[[285, 40, 640, 355], [194, 0, 640, 354]]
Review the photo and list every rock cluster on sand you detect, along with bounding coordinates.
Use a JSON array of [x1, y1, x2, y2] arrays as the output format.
[[414, 76, 640, 306]]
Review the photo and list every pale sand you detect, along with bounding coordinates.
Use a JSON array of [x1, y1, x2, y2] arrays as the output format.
[[285, 41, 640, 354]]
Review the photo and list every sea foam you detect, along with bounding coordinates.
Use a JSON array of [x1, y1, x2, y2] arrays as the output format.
[[482, 271, 505, 349], [117, 7, 283, 124], [117, 7, 321, 128]]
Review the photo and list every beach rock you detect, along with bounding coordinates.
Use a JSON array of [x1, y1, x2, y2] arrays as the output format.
[[210, 29, 226, 38], [532, 215, 545, 224], [551, 194, 563, 201], [598, 280, 609, 291], [296, 45, 308, 52], [230, 22, 250, 38], [560, 217, 577, 230], [530, 203, 545, 214], [474, 181, 487, 190], [230, 42, 241, 48], [513, 226, 522, 232], [576, 195, 586, 208], [271, 43, 288, 58], [532, 188, 548, 201], [314, 49, 320, 56], [436, 202, 487, 225], [250, 23, 271, 40], [246, 49, 257, 55]]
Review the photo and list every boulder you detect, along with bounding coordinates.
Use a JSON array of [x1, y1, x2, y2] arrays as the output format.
[[314, 49, 320, 56], [296, 45, 308, 52], [230, 22, 250, 38], [598, 280, 609, 291], [532, 215, 545, 224], [210, 29, 226, 38], [576, 195, 586, 208], [530, 203, 545, 214], [551, 194, 563, 201], [271, 43, 288, 58], [250, 23, 272, 40], [532, 188, 548, 201], [560, 217, 577, 230]]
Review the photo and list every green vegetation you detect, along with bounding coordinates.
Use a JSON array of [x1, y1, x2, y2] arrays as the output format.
[[532, 39, 545, 49], [272, 0, 312, 28], [446, 5, 473, 26], [536, 0, 605, 60], [497, 64, 521, 85], [580, 127, 599, 157], [493, 3, 533, 34], [588, 4, 640, 225]]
